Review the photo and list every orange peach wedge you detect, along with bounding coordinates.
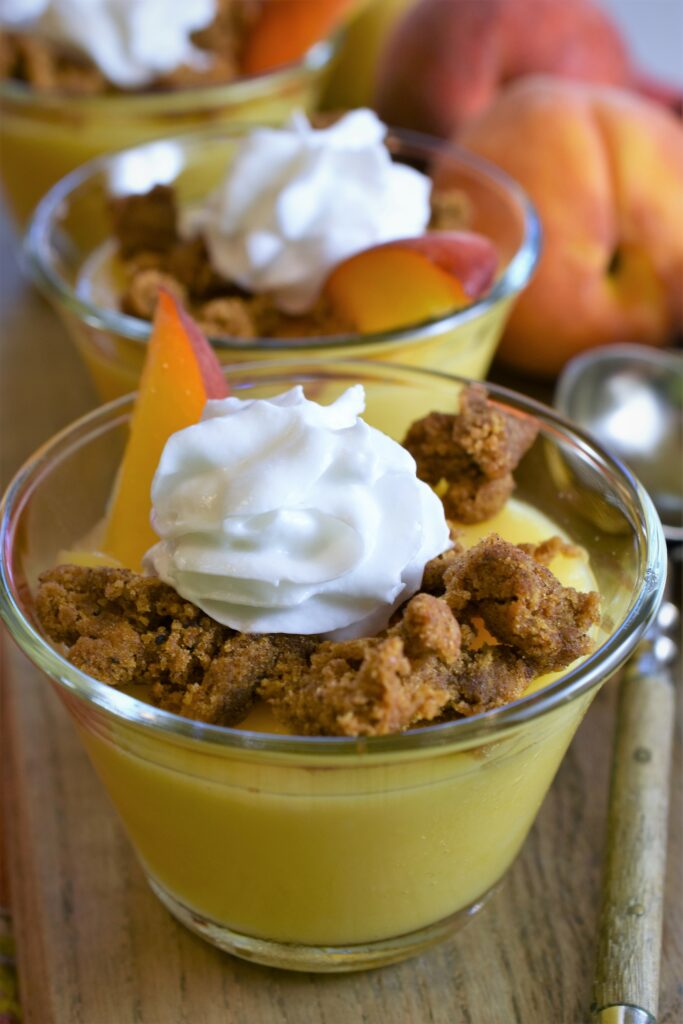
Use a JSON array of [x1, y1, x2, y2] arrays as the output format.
[[324, 232, 498, 333], [242, 0, 363, 75], [103, 290, 228, 572]]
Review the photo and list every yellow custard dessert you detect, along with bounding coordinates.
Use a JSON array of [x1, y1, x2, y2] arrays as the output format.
[[67, 110, 507, 402], [0, 0, 341, 222], [71, 497, 597, 949], [27, 123, 539, 404], [1, 354, 663, 973], [28, 296, 607, 964]]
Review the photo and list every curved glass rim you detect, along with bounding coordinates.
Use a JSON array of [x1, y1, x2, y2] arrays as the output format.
[[0, 360, 666, 757], [24, 126, 542, 354], [0, 37, 334, 111]]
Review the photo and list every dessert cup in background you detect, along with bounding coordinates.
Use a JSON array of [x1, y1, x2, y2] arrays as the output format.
[[0, 39, 334, 225], [24, 127, 540, 402], [0, 361, 665, 972]]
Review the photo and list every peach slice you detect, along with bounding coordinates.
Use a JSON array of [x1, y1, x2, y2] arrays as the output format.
[[103, 291, 228, 572], [242, 0, 362, 75], [324, 232, 498, 333]]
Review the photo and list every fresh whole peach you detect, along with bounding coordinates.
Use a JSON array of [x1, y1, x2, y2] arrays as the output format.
[[457, 77, 683, 376], [374, 0, 678, 138]]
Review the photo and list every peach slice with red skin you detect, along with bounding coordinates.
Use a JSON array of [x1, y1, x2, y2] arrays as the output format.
[[103, 290, 228, 572], [324, 231, 498, 333], [242, 0, 362, 76]]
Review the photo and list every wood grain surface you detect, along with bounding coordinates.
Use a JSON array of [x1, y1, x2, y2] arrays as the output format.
[[593, 653, 676, 1019], [1, 208, 681, 1024]]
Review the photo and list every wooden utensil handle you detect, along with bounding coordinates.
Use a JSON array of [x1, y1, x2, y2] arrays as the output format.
[[592, 652, 676, 1021]]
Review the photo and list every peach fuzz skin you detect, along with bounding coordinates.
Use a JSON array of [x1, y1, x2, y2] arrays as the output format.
[[458, 77, 683, 376], [374, 0, 633, 138]]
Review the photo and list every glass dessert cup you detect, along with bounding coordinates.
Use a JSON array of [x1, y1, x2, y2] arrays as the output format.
[[25, 128, 540, 403], [0, 39, 334, 226], [0, 361, 665, 973]]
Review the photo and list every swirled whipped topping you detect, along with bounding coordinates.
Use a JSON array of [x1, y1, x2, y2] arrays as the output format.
[[0, 0, 217, 88], [183, 109, 433, 314], [144, 386, 450, 640]]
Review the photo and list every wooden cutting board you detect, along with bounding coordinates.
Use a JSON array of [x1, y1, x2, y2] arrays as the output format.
[[1, 209, 682, 1024]]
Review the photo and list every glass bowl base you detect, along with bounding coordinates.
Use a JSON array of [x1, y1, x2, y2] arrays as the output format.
[[147, 874, 498, 973]]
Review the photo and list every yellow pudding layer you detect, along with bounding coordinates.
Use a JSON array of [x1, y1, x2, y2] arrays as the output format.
[[72, 498, 599, 947]]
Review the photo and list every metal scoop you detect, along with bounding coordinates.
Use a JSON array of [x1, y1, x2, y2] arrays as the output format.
[[556, 344, 682, 1024]]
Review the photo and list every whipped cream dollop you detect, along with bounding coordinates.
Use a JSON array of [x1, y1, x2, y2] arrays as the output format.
[[145, 386, 450, 640], [0, 0, 217, 88], [183, 109, 433, 314]]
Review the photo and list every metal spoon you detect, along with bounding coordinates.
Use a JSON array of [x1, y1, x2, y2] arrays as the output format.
[[556, 344, 682, 1024]]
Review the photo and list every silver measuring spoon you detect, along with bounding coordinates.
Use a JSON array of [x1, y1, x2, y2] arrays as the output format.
[[556, 344, 682, 1024]]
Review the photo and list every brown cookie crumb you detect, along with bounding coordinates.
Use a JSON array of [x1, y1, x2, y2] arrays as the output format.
[[68, 624, 145, 687], [0, 30, 107, 93], [197, 297, 257, 340], [152, 634, 301, 726], [166, 237, 233, 301], [446, 637, 534, 717], [121, 268, 187, 320], [421, 546, 462, 596], [403, 383, 539, 524], [443, 534, 600, 675], [429, 188, 472, 231], [260, 634, 447, 738], [518, 536, 582, 565], [111, 185, 178, 259]]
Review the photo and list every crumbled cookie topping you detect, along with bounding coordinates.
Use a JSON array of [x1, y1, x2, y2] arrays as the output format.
[[108, 182, 474, 341], [0, 0, 261, 94], [0, 30, 106, 93], [35, 390, 600, 737], [37, 544, 599, 737], [111, 185, 179, 259], [36, 563, 311, 726], [442, 534, 600, 675], [259, 593, 462, 737], [403, 383, 539, 523]]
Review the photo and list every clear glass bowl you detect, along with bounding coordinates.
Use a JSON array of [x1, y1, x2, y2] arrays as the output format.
[[0, 39, 334, 225], [0, 361, 664, 972], [24, 128, 540, 402]]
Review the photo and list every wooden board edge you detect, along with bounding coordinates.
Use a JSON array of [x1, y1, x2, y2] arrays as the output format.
[[1, 629, 56, 1024]]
